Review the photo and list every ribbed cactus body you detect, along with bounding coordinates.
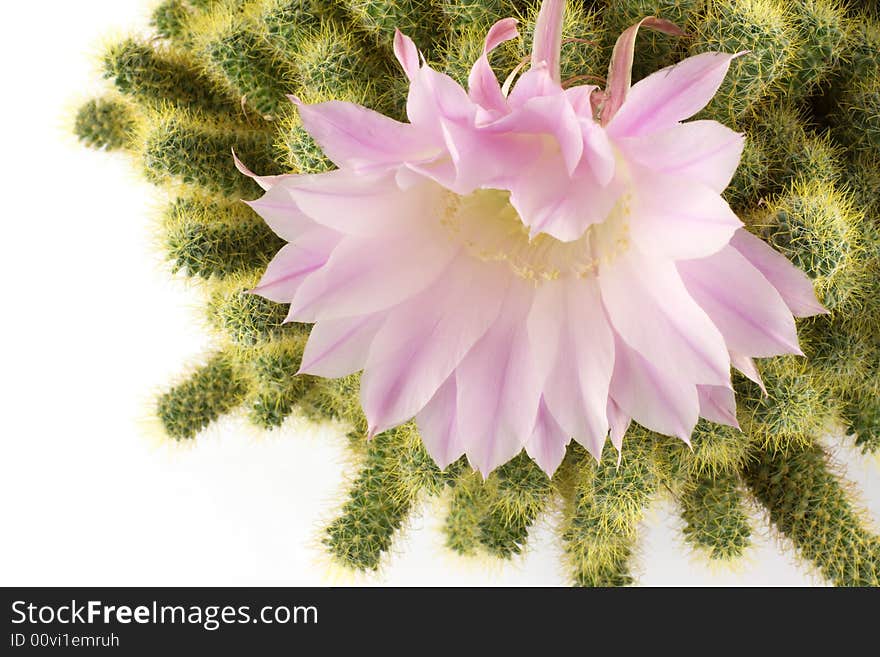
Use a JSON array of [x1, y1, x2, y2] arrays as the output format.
[[75, 0, 880, 585], [680, 472, 752, 560]]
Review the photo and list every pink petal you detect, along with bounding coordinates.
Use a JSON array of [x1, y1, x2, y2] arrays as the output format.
[[293, 99, 437, 172], [628, 169, 743, 260], [531, 0, 565, 81], [288, 227, 457, 322], [599, 247, 731, 386], [233, 151, 287, 191], [507, 66, 561, 106], [486, 92, 583, 175], [468, 18, 519, 115], [251, 227, 339, 302], [525, 397, 571, 476], [730, 351, 766, 393], [276, 169, 438, 237], [528, 279, 614, 460], [607, 51, 743, 139], [298, 314, 384, 378], [359, 257, 508, 436], [601, 17, 686, 125], [730, 229, 827, 317], [616, 120, 744, 193], [455, 283, 541, 476], [606, 397, 631, 456], [678, 245, 802, 357], [416, 375, 465, 469], [698, 384, 739, 428], [407, 65, 475, 134], [610, 334, 699, 443], [580, 116, 616, 186], [244, 183, 316, 241], [394, 29, 420, 81], [421, 119, 536, 195], [509, 155, 623, 241]]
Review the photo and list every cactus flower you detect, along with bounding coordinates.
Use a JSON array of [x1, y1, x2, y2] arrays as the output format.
[[240, 0, 826, 476]]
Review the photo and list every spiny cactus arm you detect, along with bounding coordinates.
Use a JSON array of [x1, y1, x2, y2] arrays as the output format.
[[745, 178, 869, 314], [103, 37, 242, 117], [782, 0, 846, 100], [679, 471, 752, 560], [163, 196, 284, 279], [207, 273, 296, 346], [833, 76, 880, 158], [188, 4, 302, 119], [156, 350, 250, 439], [303, 374, 367, 431], [753, 104, 841, 194], [325, 424, 445, 571], [138, 106, 282, 198], [342, 0, 446, 57], [246, 337, 318, 428], [74, 96, 139, 151], [444, 468, 490, 555], [276, 120, 334, 173], [151, 0, 194, 41], [291, 22, 403, 117], [735, 356, 839, 452], [743, 442, 880, 586], [692, 0, 796, 128], [474, 452, 553, 558], [560, 438, 658, 587], [661, 419, 755, 480], [723, 134, 769, 211]]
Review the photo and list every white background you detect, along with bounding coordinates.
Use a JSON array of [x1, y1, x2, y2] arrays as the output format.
[[1, 1, 878, 586]]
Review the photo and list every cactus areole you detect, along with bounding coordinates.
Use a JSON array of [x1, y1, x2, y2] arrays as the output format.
[[241, 0, 824, 476]]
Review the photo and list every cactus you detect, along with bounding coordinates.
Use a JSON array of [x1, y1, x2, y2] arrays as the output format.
[[75, 0, 880, 585]]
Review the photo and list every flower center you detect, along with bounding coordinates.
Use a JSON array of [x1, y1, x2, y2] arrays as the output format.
[[440, 189, 631, 284]]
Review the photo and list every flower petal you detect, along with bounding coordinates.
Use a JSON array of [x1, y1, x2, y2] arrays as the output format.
[[456, 283, 542, 475], [678, 245, 802, 357], [233, 150, 287, 191], [416, 375, 465, 470], [531, 0, 565, 81], [528, 278, 614, 460], [298, 313, 384, 378], [599, 246, 731, 386], [601, 16, 686, 125], [730, 351, 766, 393], [486, 92, 583, 175], [628, 168, 742, 260], [293, 98, 438, 172], [468, 18, 519, 115], [359, 257, 508, 436], [606, 397, 631, 456], [730, 228, 827, 317], [509, 155, 623, 241], [275, 170, 439, 237], [525, 397, 571, 476], [394, 29, 420, 81], [244, 183, 316, 241], [610, 334, 699, 443], [698, 384, 739, 428], [616, 120, 744, 193], [289, 226, 457, 322], [251, 228, 339, 303], [607, 51, 743, 138]]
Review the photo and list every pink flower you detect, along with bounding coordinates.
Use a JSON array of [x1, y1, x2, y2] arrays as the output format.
[[239, 0, 826, 476]]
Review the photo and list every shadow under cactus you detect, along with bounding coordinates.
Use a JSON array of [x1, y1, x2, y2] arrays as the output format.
[[75, 0, 880, 586]]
